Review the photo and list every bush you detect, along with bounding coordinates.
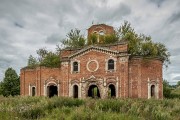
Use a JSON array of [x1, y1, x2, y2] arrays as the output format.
[[0, 96, 180, 120]]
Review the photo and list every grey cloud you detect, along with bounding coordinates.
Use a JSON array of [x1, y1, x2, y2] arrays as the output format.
[[46, 33, 63, 44], [169, 48, 180, 56], [149, 0, 166, 7], [172, 76, 180, 81], [167, 12, 180, 24], [0, 57, 12, 68], [14, 22, 24, 28], [94, 3, 131, 23]]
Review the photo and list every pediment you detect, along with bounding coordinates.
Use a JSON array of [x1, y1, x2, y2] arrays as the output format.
[[68, 45, 120, 59]]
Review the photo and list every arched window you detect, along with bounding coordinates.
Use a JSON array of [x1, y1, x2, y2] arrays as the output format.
[[73, 62, 78, 72], [99, 30, 104, 35], [93, 31, 98, 34], [108, 59, 114, 70]]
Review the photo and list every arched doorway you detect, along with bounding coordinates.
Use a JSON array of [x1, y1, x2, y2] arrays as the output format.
[[151, 85, 155, 98], [47, 85, 58, 97], [73, 85, 78, 98], [32, 87, 36, 96], [108, 84, 116, 98], [88, 85, 100, 98]]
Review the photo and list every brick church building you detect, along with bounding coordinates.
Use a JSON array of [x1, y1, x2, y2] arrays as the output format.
[[20, 24, 163, 99]]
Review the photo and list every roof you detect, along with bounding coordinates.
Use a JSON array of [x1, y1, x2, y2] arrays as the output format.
[[87, 24, 113, 30]]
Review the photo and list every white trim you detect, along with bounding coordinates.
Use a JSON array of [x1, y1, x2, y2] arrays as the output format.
[[29, 84, 30, 96], [29, 85, 36, 96], [116, 77, 119, 98], [148, 79, 159, 99], [86, 59, 99, 72], [45, 81, 58, 97], [69, 83, 80, 98]]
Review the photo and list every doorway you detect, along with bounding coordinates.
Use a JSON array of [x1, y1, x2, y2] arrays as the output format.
[[73, 85, 78, 98], [108, 84, 116, 98], [47, 85, 58, 97], [88, 85, 100, 98], [151, 85, 155, 98]]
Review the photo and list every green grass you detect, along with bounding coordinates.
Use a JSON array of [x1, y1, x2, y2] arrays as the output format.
[[0, 96, 179, 120]]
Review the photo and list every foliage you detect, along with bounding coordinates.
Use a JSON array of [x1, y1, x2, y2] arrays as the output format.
[[40, 52, 60, 68], [88, 33, 98, 45], [0, 96, 180, 120], [163, 80, 171, 98], [0, 68, 20, 96], [117, 21, 170, 67], [62, 29, 86, 48], [36, 48, 48, 62], [104, 34, 118, 44], [177, 81, 180, 86], [26, 48, 60, 68], [27, 55, 38, 68], [163, 80, 180, 99], [88, 33, 118, 45]]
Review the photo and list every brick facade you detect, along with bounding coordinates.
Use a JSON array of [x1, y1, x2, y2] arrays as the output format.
[[20, 24, 163, 99]]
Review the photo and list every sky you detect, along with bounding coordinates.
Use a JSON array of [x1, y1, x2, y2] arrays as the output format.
[[0, 0, 180, 84]]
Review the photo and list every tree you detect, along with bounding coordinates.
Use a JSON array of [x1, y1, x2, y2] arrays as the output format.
[[163, 80, 171, 98], [0, 68, 20, 96], [177, 81, 180, 87], [40, 52, 60, 68], [36, 48, 48, 62], [27, 55, 38, 68], [26, 48, 61, 68], [62, 29, 86, 48], [117, 21, 170, 67], [88, 33, 98, 45]]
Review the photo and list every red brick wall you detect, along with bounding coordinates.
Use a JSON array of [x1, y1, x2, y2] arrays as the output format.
[[129, 57, 163, 99], [88, 24, 114, 37]]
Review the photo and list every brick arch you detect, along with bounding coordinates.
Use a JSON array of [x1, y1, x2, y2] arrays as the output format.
[[46, 81, 58, 86], [44, 77, 60, 97], [106, 77, 116, 85], [148, 79, 159, 99], [86, 82, 102, 98], [29, 83, 36, 96]]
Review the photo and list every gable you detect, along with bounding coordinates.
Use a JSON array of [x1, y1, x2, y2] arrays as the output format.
[[68, 46, 126, 59]]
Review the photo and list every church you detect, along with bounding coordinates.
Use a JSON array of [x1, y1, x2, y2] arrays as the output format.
[[20, 24, 163, 99]]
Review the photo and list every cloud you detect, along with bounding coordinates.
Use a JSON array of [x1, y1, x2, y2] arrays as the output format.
[[167, 12, 180, 24], [149, 0, 166, 7], [46, 33, 63, 44], [173, 76, 180, 81]]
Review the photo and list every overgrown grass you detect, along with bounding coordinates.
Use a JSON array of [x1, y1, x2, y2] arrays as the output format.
[[0, 96, 179, 120]]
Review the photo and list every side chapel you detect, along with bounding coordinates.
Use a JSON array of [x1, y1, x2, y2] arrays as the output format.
[[20, 24, 163, 99]]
